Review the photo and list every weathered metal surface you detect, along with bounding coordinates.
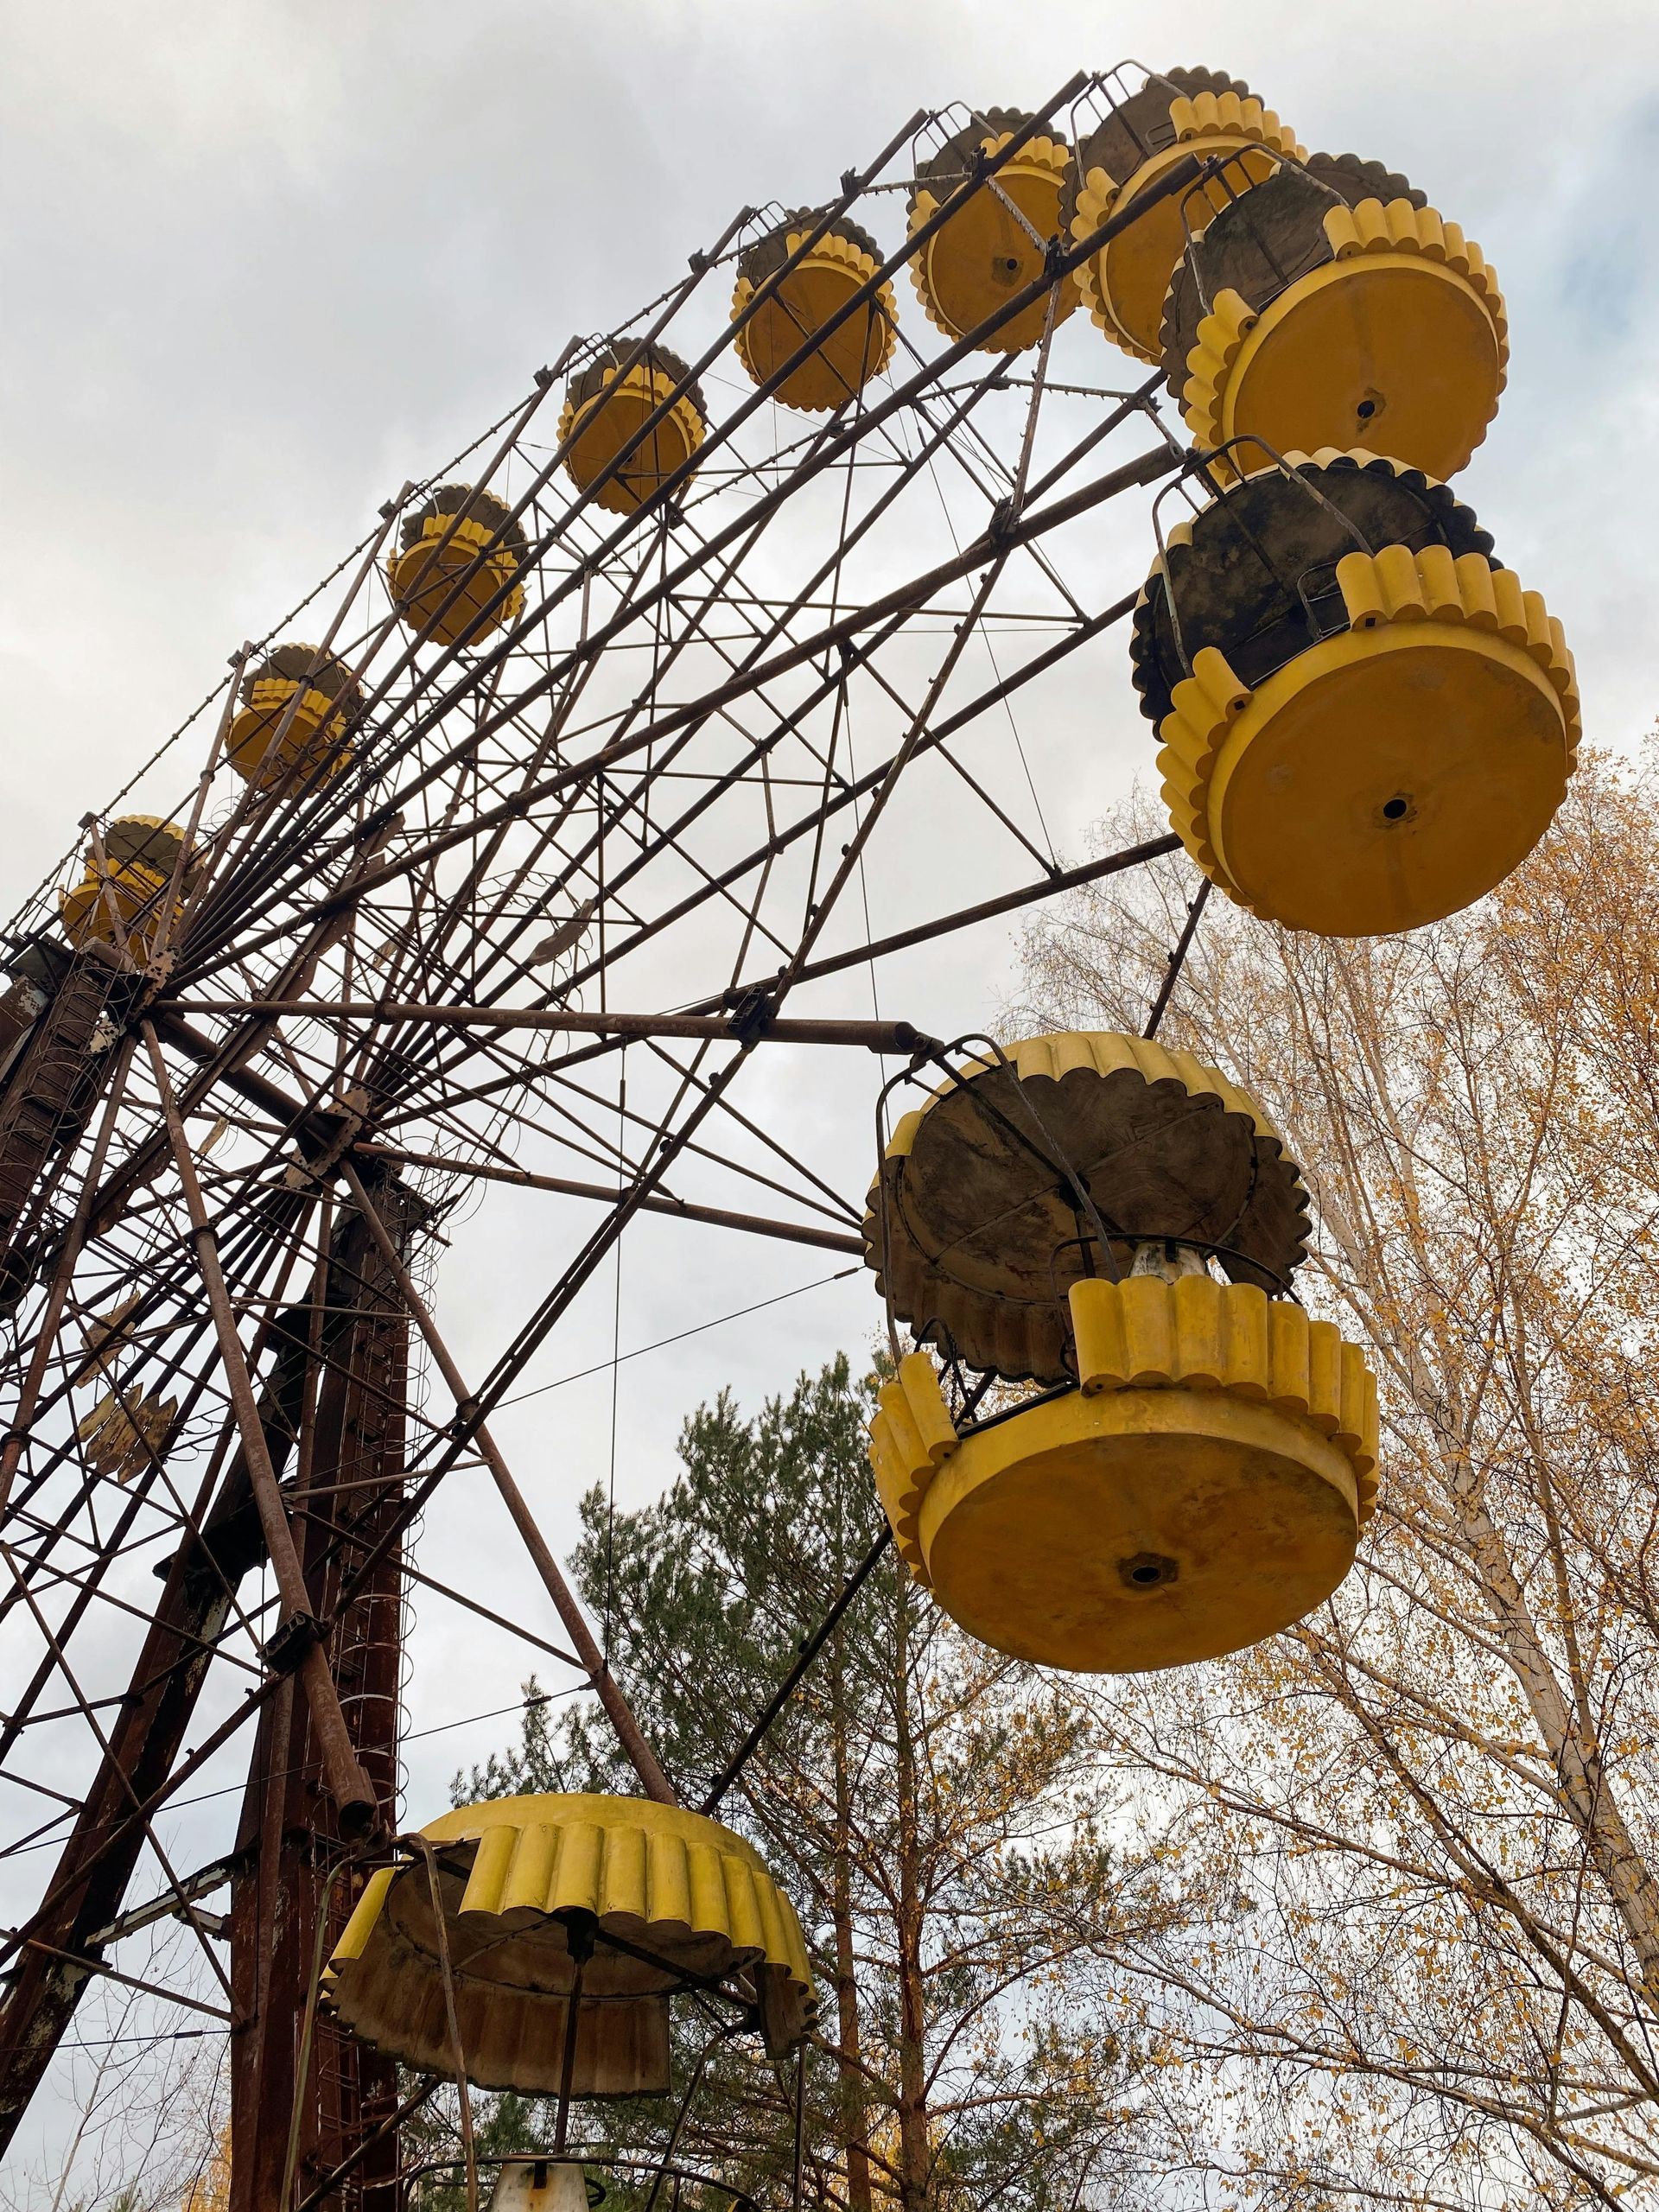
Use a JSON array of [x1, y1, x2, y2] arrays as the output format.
[[229, 1180, 423, 2212]]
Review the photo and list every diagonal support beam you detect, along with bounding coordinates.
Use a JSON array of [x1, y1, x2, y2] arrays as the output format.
[[354, 1144, 863, 1255], [163, 1004, 937, 1053], [338, 1159, 677, 1805]]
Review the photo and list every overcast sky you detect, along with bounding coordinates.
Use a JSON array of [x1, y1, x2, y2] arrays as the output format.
[[5, 0, 1659, 2183], [6, 0, 1659, 847]]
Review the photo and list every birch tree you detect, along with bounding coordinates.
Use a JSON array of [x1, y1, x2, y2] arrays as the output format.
[[1013, 754, 1659, 2208]]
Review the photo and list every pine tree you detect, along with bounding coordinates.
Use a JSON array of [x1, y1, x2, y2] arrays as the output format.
[[435, 1354, 1184, 2211]]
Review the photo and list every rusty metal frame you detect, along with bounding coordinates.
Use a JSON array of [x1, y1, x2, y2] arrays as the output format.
[[0, 72, 1213, 2207]]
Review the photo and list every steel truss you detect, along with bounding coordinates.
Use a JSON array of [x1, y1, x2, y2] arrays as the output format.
[[0, 74, 1217, 2209]]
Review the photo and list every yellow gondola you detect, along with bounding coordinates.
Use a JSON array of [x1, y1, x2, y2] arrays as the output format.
[[907, 108, 1077, 353], [1163, 153, 1507, 479], [59, 815, 194, 962], [388, 482, 527, 648], [1071, 66, 1303, 363], [732, 208, 897, 411], [865, 1032, 1377, 1673], [1134, 450, 1578, 937], [226, 645, 360, 792], [558, 342, 706, 517], [323, 1793, 814, 2096]]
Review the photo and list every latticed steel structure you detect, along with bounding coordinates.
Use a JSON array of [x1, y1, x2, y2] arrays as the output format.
[[0, 67, 1568, 2211]]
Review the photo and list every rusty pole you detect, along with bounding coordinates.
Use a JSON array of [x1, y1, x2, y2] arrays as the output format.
[[143, 1025, 378, 1834], [165, 1003, 935, 1053]]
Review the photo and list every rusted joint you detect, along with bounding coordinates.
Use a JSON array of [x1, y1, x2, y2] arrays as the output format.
[[358, 806, 403, 846], [263, 1610, 322, 1674], [887, 1021, 944, 1059], [724, 986, 777, 1045], [296, 1096, 372, 1185]]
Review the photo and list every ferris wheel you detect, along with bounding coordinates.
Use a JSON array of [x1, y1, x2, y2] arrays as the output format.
[[0, 60, 1573, 2212]]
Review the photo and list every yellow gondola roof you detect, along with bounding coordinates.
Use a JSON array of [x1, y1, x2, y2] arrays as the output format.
[[1302, 149, 1425, 209], [909, 105, 1057, 198], [1069, 63, 1256, 200], [1129, 448, 1495, 733], [737, 204, 885, 287], [99, 814, 195, 880], [241, 643, 363, 711], [866, 1030, 1310, 1385], [399, 481, 526, 556], [322, 1792, 814, 2095], [564, 339, 706, 419]]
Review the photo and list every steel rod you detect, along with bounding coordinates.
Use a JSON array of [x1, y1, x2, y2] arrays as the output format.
[[0, 1679, 279, 1979], [295, 495, 1156, 1128], [712, 832, 1185, 1007], [165, 1003, 936, 1052], [0, 1548, 238, 2007], [1144, 876, 1213, 1040], [338, 1160, 678, 1805], [294, 2077, 441, 2212], [0, 1030, 138, 1520], [368, 544, 1152, 1147], [354, 1144, 863, 1255], [415, 366, 1009, 1035], [10, 1934, 233, 2023], [406, 585, 1155, 1109], [177, 440, 1179, 977], [700, 1529, 892, 1816]]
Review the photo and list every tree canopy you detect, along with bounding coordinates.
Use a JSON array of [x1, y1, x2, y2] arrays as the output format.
[[430, 752, 1659, 2210], [447, 1355, 1184, 2211], [1008, 753, 1659, 2209]]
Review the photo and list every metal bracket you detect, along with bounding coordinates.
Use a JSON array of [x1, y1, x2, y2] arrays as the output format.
[[263, 1610, 322, 1674]]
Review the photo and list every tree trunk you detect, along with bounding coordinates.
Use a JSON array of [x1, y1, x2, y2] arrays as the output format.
[[830, 1618, 873, 2212], [1451, 1462, 1659, 1993], [890, 1567, 931, 2212]]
